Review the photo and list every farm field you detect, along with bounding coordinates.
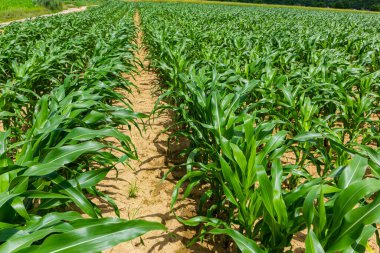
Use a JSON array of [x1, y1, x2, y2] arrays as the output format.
[[140, 2, 380, 252], [0, 0, 379, 252], [135, 0, 380, 14], [0, 2, 165, 252]]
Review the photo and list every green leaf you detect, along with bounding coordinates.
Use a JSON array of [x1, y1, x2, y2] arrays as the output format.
[[0, 228, 68, 253], [257, 131, 287, 163], [230, 143, 247, 177], [303, 186, 319, 228], [51, 175, 98, 218], [25, 212, 83, 232], [209, 228, 265, 253], [328, 195, 380, 252], [342, 225, 377, 253], [23, 142, 104, 176], [305, 230, 325, 253], [257, 165, 274, 218], [293, 132, 324, 142], [70, 168, 110, 189], [338, 155, 368, 189], [220, 156, 244, 202], [171, 171, 204, 209], [25, 220, 166, 253], [61, 127, 130, 144], [11, 197, 29, 221], [271, 159, 288, 224], [332, 178, 380, 232], [0, 131, 9, 156]]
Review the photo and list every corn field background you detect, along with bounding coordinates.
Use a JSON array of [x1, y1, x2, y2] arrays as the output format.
[[0, 0, 379, 252]]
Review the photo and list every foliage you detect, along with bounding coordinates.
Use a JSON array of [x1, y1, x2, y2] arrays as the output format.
[[140, 2, 380, 252], [0, 0, 49, 22], [33, 0, 63, 11], [214, 0, 380, 11], [0, 0, 40, 11], [0, 1, 165, 252], [64, 0, 105, 7]]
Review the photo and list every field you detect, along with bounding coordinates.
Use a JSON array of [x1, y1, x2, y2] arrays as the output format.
[[0, 0, 50, 21], [0, 0, 379, 252], [0, 0, 39, 10], [0, 0, 100, 22], [140, 2, 380, 251], [136, 0, 380, 14]]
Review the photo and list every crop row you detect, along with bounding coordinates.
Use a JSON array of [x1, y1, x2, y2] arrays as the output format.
[[0, 3, 136, 137], [0, 2, 164, 252], [140, 3, 380, 252]]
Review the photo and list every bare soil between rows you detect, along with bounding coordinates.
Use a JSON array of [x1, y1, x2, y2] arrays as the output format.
[[100, 11, 225, 253]]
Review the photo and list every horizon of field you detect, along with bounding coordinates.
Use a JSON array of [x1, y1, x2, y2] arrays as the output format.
[[134, 0, 380, 14]]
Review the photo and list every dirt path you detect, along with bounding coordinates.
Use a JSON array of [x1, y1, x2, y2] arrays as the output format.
[[98, 11, 223, 253], [0, 6, 87, 27]]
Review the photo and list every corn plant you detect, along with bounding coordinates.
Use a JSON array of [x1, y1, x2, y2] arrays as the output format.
[[140, 3, 380, 252], [0, 1, 166, 251], [0, 1, 138, 140]]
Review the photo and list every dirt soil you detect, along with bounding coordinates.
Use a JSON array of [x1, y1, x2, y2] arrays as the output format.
[[99, 12, 225, 253], [0, 6, 87, 27]]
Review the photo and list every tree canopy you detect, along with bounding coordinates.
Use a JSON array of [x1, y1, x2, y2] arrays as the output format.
[[218, 0, 380, 11]]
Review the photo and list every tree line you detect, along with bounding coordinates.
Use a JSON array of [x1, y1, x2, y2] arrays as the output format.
[[218, 0, 380, 11]]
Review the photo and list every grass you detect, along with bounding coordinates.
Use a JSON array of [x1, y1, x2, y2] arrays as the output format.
[[0, 9, 50, 23], [0, 0, 101, 23], [128, 181, 139, 198], [0, 0, 40, 11], [64, 0, 104, 8], [0, 0, 51, 22], [134, 0, 380, 14]]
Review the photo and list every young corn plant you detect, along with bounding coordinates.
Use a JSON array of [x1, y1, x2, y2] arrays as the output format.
[[140, 2, 380, 252], [0, 1, 166, 251]]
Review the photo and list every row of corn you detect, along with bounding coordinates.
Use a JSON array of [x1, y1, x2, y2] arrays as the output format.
[[140, 3, 380, 252], [0, 2, 164, 252]]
